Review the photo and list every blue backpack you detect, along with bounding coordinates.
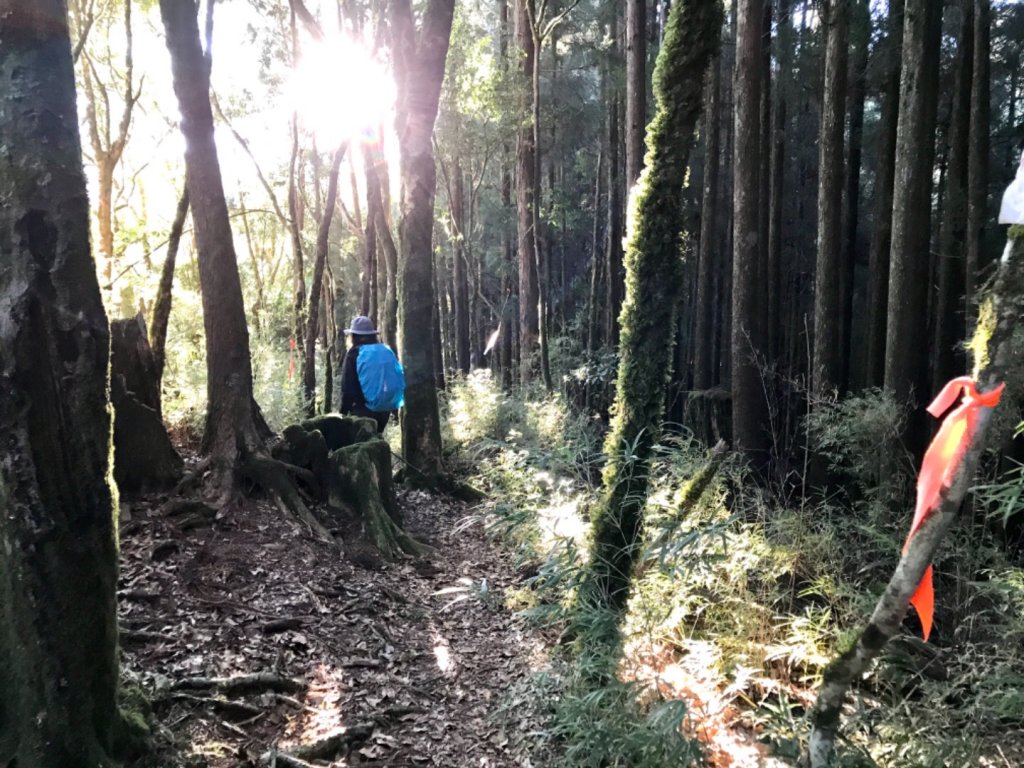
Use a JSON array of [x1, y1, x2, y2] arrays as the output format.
[[356, 343, 405, 412]]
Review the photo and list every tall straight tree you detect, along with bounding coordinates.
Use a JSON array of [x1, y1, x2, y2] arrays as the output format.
[[767, 0, 792, 363], [965, 0, 990, 327], [812, 0, 849, 398], [625, 0, 646, 188], [515, 0, 540, 382], [731, 0, 769, 464], [391, 0, 455, 477], [693, 49, 722, 394], [884, 0, 942, 430], [932, 0, 974, 392], [864, 0, 904, 387], [581, 0, 722, 627], [840, 0, 869, 391], [0, 2, 124, 763]]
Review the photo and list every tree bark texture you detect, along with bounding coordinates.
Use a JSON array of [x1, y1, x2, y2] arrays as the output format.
[[515, 0, 540, 382], [731, 0, 769, 464], [767, 0, 791, 364], [884, 0, 942, 419], [452, 160, 471, 374], [111, 316, 183, 491], [693, 51, 722, 393], [151, 185, 190, 388], [965, 0, 990, 328], [811, 0, 849, 399], [840, 0, 868, 392], [606, 14, 625, 348], [864, 0, 904, 388], [160, 0, 272, 485], [581, 0, 722, 626], [391, 0, 454, 477], [932, 0, 974, 393], [0, 4, 123, 764], [625, 0, 647, 189]]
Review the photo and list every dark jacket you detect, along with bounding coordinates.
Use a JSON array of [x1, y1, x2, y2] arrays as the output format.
[[340, 345, 368, 414]]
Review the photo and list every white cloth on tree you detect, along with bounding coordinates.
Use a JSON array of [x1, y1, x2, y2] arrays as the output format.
[[998, 151, 1024, 225]]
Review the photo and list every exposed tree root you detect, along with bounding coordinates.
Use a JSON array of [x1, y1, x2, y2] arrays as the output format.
[[242, 454, 335, 544], [260, 723, 375, 766], [168, 673, 306, 697]]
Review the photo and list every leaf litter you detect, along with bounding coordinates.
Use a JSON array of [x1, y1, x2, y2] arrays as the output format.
[[120, 483, 549, 767]]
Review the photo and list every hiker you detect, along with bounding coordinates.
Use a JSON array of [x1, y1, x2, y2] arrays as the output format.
[[339, 316, 405, 433]]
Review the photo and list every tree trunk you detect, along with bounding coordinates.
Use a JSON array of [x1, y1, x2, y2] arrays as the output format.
[[515, 0, 540, 383], [840, 0, 868, 392], [288, 112, 307, 346], [932, 0, 973, 393], [606, 13, 625, 347], [391, 0, 454, 478], [111, 316, 183, 491], [0, 6, 126, 763], [580, 0, 722, 630], [532, 25, 553, 389], [767, 0, 791, 364], [811, 0, 849, 399], [151, 185, 190, 388], [693, 51, 722, 394], [884, 0, 943, 440], [965, 0, 990, 329], [160, 0, 273, 491], [625, 0, 647, 189], [731, 0, 769, 465], [452, 160, 471, 374], [303, 146, 345, 415], [588, 148, 605, 356], [864, 0, 905, 387]]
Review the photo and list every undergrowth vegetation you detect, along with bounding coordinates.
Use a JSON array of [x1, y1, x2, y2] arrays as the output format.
[[442, 371, 1024, 767]]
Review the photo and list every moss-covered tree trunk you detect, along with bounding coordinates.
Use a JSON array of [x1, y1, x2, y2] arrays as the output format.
[[579, 0, 723, 627], [0, 4, 122, 764]]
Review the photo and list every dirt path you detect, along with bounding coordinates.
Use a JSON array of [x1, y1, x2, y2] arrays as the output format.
[[120, 487, 547, 767]]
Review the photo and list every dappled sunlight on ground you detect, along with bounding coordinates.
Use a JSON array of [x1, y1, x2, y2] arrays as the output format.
[[623, 639, 791, 768], [284, 664, 348, 746]]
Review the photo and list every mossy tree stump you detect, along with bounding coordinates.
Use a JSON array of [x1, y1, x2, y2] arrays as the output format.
[[273, 415, 430, 560], [110, 315, 183, 492]]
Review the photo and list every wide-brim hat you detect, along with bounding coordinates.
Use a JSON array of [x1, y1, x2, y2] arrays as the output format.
[[344, 315, 378, 335]]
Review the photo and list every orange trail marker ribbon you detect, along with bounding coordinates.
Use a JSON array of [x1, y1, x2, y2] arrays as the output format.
[[904, 376, 1005, 640], [288, 337, 297, 382]]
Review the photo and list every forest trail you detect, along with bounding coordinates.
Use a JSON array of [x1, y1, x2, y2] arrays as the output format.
[[119, 485, 546, 767]]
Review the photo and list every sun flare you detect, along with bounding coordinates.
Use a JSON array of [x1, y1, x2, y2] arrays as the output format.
[[287, 35, 395, 148]]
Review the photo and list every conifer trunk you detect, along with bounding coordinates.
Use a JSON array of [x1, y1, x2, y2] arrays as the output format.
[[625, 0, 646, 188], [0, 5, 122, 764], [884, 0, 942, 437], [515, 0, 540, 382], [731, 0, 768, 464], [932, 0, 973, 393], [864, 0, 904, 387], [811, 0, 848, 399], [965, 0, 990, 328], [581, 0, 722, 625]]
